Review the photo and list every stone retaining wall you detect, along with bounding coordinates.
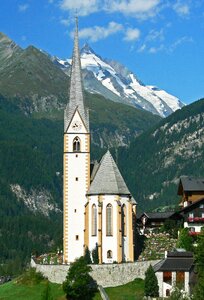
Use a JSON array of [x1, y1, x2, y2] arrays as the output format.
[[31, 259, 159, 287]]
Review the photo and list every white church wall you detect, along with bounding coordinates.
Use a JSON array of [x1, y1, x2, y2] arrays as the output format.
[[64, 110, 90, 262], [66, 154, 87, 261]]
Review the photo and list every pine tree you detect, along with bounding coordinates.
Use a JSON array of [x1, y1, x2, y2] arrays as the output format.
[[144, 265, 159, 297], [62, 256, 97, 300], [84, 247, 92, 264], [176, 228, 193, 251], [193, 230, 204, 299], [92, 244, 99, 264]]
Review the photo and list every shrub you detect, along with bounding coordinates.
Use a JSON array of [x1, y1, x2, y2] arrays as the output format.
[[17, 268, 44, 285], [144, 265, 159, 297], [63, 256, 97, 300]]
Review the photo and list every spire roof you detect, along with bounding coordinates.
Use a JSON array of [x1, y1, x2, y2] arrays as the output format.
[[88, 150, 131, 195], [64, 17, 89, 131]]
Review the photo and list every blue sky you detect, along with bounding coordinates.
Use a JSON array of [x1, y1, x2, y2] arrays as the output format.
[[1, 0, 204, 104]]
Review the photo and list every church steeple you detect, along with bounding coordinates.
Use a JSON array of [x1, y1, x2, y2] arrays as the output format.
[[64, 17, 89, 132]]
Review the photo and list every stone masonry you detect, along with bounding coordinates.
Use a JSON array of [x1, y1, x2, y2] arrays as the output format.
[[31, 259, 159, 287]]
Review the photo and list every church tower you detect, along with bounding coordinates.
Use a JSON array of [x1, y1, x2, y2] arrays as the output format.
[[63, 18, 90, 263]]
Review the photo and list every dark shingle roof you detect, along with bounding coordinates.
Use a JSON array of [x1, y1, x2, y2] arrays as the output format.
[[154, 257, 194, 272], [178, 176, 204, 194], [179, 197, 204, 214], [154, 251, 194, 272], [88, 150, 131, 195], [167, 251, 193, 257], [139, 212, 174, 220]]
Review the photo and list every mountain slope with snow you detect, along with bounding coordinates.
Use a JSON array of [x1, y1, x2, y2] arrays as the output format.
[[53, 43, 184, 117]]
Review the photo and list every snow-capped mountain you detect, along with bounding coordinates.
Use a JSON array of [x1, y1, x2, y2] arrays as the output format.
[[52, 43, 184, 117]]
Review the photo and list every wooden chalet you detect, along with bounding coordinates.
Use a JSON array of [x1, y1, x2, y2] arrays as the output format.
[[137, 212, 176, 234], [178, 176, 204, 207], [178, 197, 204, 235]]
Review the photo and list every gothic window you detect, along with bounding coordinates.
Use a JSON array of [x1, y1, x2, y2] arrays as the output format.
[[73, 137, 81, 152], [92, 204, 97, 236], [121, 204, 127, 236], [106, 204, 113, 236], [107, 250, 112, 259]]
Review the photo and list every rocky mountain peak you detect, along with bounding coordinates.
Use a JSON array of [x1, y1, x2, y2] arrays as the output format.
[[81, 43, 95, 55], [55, 43, 185, 117]]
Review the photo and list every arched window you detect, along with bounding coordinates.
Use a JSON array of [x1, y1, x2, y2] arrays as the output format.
[[73, 137, 81, 152], [92, 204, 97, 236], [166, 289, 170, 297], [107, 250, 112, 259], [121, 204, 127, 236], [106, 204, 113, 236]]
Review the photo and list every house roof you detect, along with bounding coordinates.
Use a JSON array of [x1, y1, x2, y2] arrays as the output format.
[[154, 251, 194, 272], [88, 150, 132, 196], [138, 211, 174, 220], [64, 18, 89, 132], [167, 251, 193, 257], [178, 176, 204, 195], [178, 197, 204, 215]]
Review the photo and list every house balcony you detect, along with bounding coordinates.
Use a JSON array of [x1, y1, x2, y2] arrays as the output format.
[[187, 217, 204, 223], [188, 231, 200, 236]]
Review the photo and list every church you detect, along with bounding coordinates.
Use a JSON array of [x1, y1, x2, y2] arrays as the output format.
[[63, 19, 137, 264]]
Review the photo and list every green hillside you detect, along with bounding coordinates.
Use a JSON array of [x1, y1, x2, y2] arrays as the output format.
[[117, 98, 204, 211]]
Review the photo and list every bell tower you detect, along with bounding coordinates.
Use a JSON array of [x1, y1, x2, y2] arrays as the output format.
[[63, 18, 90, 263]]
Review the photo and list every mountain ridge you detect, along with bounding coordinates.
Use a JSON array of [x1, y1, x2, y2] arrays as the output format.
[[116, 97, 204, 211], [53, 43, 184, 117]]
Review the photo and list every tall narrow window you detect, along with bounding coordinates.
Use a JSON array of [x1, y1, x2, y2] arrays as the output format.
[[92, 204, 97, 236], [106, 204, 113, 236], [73, 137, 81, 152], [121, 204, 127, 236]]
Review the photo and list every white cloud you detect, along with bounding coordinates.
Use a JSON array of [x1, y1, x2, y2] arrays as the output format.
[[60, 0, 99, 16], [18, 3, 29, 12], [104, 0, 161, 19], [124, 28, 140, 41], [60, 18, 70, 26], [149, 44, 165, 53], [146, 29, 164, 41], [142, 36, 193, 54], [168, 36, 193, 52], [173, 1, 190, 16], [137, 44, 146, 52], [78, 22, 123, 42], [59, 0, 161, 18]]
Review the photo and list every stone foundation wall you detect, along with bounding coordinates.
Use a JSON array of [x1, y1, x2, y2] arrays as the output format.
[[31, 259, 159, 287]]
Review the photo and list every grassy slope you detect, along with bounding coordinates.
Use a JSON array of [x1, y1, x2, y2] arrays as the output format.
[[0, 281, 64, 300], [105, 279, 144, 300], [0, 281, 102, 300], [0, 278, 145, 300]]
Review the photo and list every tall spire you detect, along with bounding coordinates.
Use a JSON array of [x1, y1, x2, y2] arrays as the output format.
[[64, 17, 89, 131]]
